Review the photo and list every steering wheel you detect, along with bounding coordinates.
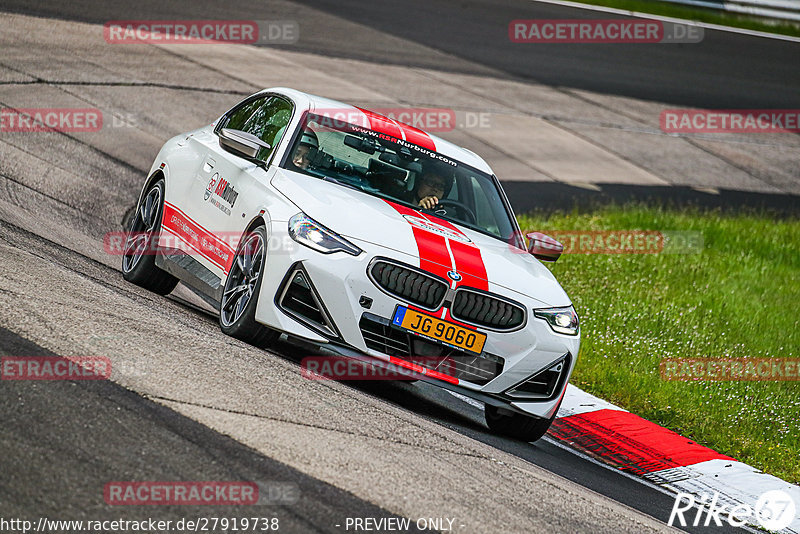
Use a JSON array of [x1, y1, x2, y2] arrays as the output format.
[[427, 199, 477, 225]]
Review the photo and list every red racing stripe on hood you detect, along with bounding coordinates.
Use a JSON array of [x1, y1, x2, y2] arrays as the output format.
[[417, 213, 489, 291], [448, 240, 488, 291], [384, 201, 451, 282], [384, 202, 493, 329]]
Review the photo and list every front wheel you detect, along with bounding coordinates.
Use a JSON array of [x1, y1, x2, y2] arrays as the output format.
[[121, 179, 179, 295], [219, 226, 278, 347], [484, 403, 559, 443]]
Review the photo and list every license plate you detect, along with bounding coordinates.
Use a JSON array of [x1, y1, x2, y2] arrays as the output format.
[[392, 306, 486, 355]]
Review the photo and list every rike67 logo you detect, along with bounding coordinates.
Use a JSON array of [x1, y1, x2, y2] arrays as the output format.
[[669, 490, 796, 530]]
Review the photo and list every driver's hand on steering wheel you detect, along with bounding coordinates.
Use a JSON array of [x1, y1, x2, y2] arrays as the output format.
[[418, 195, 439, 210]]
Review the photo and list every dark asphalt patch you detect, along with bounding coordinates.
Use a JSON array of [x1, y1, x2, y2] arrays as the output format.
[[2, 0, 796, 108], [0, 326, 429, 533]]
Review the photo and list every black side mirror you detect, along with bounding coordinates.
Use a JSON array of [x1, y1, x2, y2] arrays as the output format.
[[527, 232, 563, 262]]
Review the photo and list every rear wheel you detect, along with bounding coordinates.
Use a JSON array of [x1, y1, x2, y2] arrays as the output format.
[[219, 226, 278, 347], [121, 179, 179, 295], [484, 403, 559, 443]]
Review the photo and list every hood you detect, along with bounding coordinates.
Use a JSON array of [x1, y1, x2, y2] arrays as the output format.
[[272, 169, 571, 308]]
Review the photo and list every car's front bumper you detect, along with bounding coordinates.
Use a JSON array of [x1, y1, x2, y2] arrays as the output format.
[[254, 220, 580, 420]]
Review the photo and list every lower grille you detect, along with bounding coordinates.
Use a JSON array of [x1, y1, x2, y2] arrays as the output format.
[[359, 314, 503, 385], [407, 353, 503, 386], [359, 314, 412, 357]]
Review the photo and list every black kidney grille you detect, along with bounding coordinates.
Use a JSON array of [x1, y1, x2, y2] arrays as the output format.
[[452, 290, 525, 330], [370, 261, 447, 309]]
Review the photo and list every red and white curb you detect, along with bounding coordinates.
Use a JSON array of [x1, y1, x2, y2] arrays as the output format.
[[554, 385, 800, 532]]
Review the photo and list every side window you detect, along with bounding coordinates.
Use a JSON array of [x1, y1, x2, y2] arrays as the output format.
[[224, 96, 293, 162]]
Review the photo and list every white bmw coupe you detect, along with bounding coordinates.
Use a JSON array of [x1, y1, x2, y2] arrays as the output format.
[[122, 87, 580, 442]]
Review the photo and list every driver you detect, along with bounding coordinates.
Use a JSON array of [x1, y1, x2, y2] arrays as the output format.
[[292, 130, 319, 170], [413, 170, 453, 210]]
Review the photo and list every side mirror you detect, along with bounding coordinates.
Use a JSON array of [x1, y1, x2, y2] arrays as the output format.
[[218, 128, 271, 159], [527, 232, 563, 262]]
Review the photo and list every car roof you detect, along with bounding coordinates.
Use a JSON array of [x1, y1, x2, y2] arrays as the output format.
[[258, 87, 494, 175]]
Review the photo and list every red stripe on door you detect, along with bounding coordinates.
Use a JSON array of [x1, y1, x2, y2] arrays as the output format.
[[161, 202, 235, 273], [548, 409, 736, 475]]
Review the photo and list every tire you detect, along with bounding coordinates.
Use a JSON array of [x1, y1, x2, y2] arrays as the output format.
[[121, 179, 179, 295], [219, 225, 278, 347], [484, 402, 559, 443]]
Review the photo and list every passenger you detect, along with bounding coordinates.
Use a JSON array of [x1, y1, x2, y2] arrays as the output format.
[[292, 130, 319, 170]]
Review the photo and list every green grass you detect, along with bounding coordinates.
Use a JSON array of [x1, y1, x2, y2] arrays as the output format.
[[518, 205, 800, 483], [569, 0, 800, 38]]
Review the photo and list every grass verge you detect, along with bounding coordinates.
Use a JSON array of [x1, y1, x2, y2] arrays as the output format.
[[557, 0, 800, 38], [517, 205, 800, 483]]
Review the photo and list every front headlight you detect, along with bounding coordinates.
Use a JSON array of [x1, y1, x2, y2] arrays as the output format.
[[288, 213, 362, 256], [534, 306, 579, 335]]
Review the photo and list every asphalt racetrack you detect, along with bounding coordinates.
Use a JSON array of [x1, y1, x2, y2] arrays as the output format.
[[1, 1, 797, 532]]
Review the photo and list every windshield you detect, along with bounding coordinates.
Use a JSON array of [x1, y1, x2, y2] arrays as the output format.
[[282, 113, 523, 246]]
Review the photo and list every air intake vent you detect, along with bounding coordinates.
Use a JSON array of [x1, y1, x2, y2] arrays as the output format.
[[506, 356, 569, 399], [278, 265, 337, 338], [369, 260, 448, 310], [451, 289, 525, 330]]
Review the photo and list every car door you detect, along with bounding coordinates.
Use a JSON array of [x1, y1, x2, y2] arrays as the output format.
[[183, 94, 294, 280]]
